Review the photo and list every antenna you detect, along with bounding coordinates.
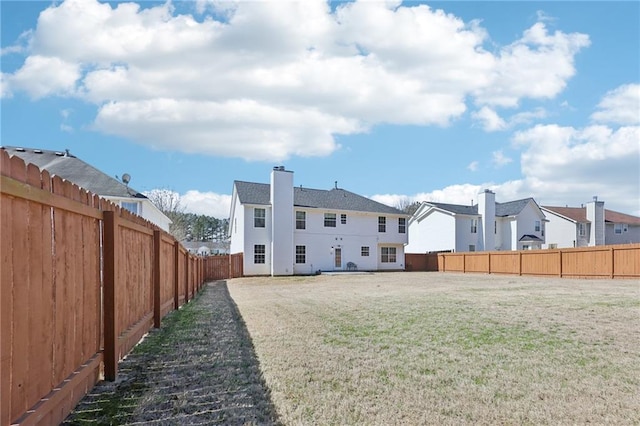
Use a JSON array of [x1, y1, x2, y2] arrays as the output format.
[[121, 173, 131, 185]]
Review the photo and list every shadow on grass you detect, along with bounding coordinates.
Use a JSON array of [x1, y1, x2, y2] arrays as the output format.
[[64, 281, 281, 425]]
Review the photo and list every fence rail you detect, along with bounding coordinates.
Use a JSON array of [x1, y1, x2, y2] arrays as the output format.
[[406, 244, 640, 278], [1, 150, 234, 425]]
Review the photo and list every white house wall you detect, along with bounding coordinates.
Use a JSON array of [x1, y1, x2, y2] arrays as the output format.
[[455, 215, 480, 252], [229, 196, 245, 255], [242, 204, 272, 276], [406, 211, 456, 253], [292, 209, 407, 273], [542, 211, 578, 248], [514, 202, 545, 249]]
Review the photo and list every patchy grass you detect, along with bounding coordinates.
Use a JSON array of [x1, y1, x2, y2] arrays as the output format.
[[228, 272, 640, 425]]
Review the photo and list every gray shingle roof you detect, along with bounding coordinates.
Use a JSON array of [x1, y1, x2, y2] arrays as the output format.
[[3, 146, 145, 198], [234, 180, 405, 215], [428, 198, 536, 217]]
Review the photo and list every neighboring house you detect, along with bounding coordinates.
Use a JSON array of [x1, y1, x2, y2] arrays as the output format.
[[541, 198, 640, 248], [407, 189, 546, 253], [182, 241, 230, 256], [3, 146, 172, 232], [229, 166, 409, 276]]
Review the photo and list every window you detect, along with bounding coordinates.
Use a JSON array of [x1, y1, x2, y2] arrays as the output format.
[[254, 208, 265, 228], [494, 221, 497, 234], [361, 246, 369, 257], [296, 211, 306, 230], [121, 201, 139, 214], [578, 223, 586, 237], [624, 224, 629, 232], [614, 223, 623, 234], [398, 217, 406, 233], [535, 221, 541, 232], [548, 243, 558, 249], [381, 247, 396, 263], [254, 244, 265, 264], [378, 216, 386, 232], [296, 245, 306, 264], [324, 213, 336, 227], [341, 214, 347, 225], [522, 244, 530, 250], [471, 219, 478, 233], [469, 245, 476, 252]]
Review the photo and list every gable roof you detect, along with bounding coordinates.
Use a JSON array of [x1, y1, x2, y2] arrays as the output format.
[[543, 205, 640, 225], [233, 180, 405, 215], [426, 198, 537, 217], [3, 146, 145, 199]]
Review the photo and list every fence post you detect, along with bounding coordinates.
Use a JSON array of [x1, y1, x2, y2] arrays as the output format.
[[174, 241, 180, 310], [153, 230, 161, 328], [610, 246, 614, 279], [558, 250, 562, 277], [103, 211, 118, 381], [518, 251, 522, 276], [487, 252, 491, 274], [185, 253, 189, 303]]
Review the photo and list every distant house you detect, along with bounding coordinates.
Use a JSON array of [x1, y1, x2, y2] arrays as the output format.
[[182, 241, 229, 256], [541, 199, 640, 248], [229, 166, 409, 276], [407, 189, 546, 253], [3, 146, 172, 232]]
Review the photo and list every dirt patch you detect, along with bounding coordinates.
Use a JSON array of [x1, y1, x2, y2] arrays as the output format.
[[64, 281, 279, 425]]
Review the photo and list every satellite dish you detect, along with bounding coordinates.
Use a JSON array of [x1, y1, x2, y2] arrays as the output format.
[[121, 173, 131, 185]]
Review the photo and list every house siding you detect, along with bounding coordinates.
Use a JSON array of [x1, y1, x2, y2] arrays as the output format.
[[406, 210, 456, 253]]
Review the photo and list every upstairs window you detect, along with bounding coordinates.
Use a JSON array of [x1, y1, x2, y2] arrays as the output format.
[[341, 214, 347, 225], [324, 213, 336, 227], [398, 217, 406, 234], [378, 216, 386, 232], [296, 211, 306, 230], [361, 246, 369, 256], [494, 221, 497, 234], [578, 223, 586, 236], [254, 208, 265, 228], [471, 219, 478, 234], [535, 220, 541, 232], [121, 201, 139, 215]]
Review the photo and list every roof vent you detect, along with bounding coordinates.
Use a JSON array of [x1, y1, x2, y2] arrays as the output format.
[[273, 166, 285, 171], [34, 149, 43, 154], [55, 152, 64, 156], [16, 148, 25, 152]]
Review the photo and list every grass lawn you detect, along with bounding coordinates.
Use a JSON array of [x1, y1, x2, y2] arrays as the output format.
[[228, 272, 640, 425]]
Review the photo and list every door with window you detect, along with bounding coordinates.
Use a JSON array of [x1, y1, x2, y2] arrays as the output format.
[[334, 248, 342, 269]]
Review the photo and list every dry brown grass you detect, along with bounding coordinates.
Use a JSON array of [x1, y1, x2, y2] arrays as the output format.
[[228, 272, 640, 425]]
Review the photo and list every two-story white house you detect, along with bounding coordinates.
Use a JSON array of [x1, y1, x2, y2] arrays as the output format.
[[3, 146, 172, 232], [229, 167, 409, 276], [541, 198, 640, 248], [406, 189, 546, 253]]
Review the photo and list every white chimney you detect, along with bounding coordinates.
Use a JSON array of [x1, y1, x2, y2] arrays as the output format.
[[477, 189, 495, 251], [586, 197, 605, 246], [270, 166, 294, 275]]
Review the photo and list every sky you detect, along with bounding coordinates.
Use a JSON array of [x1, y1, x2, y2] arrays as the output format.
[[1, 0, 639, 219]]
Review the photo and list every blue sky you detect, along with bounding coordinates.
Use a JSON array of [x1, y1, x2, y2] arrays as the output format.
[[2, 0, 639, 219]]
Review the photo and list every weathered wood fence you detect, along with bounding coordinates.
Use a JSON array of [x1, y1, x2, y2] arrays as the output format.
[[406, 244, 640, 278], [1, 150, 239, 425]]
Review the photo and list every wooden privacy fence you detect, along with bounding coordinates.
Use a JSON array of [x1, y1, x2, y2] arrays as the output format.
[[0, 151, 219, 425], [406, 244, 640, 278]]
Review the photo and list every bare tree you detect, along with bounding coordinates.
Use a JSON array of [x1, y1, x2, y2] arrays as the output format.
[[145, 189, 188, 240], [395, 197, 421, 216]]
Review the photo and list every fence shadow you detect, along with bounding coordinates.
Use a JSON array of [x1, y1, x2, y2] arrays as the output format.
[[64, 281, 281, 425]]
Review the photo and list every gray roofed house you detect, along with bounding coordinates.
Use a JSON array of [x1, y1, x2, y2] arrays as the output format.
[[234, 180, 404, 215], [407, 190, 546, 253], [229, 167, 409, 276], [3, 146, 172, 232]]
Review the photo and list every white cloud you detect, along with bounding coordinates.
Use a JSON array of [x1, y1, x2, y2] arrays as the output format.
[[467, 161, 479, 172], [491, 150, 512, 167], [181, 190, 232, 218], [590, 83, 640, 125], [3, 0, 589, 160], [472, 106, 507, 131]]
